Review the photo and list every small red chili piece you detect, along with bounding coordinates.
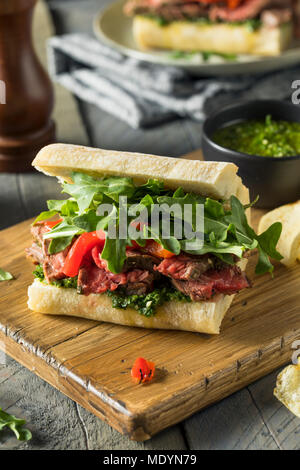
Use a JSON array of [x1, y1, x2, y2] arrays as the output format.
[[131, 357, 155, 384]]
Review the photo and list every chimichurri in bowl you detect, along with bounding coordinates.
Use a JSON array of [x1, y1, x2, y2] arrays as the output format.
[[213, 115, 300, 158], [202, 100, 300, 209]]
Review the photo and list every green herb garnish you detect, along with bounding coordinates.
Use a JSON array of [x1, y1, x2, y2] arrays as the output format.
[[33, 265, 77, 289], [201, 51, 237, 62], [214, 115, 300, 158], [0, 268, 13, 281], [107, 284, 191, 317], [169, 50, 196, 60], [143, 15, 262, 32], [169, 50, 237, 62], [33, 265, 189, 316], [0, 407, 32, 441]]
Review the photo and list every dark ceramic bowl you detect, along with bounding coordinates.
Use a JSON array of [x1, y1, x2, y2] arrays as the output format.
[[202, 100, 300, 209]]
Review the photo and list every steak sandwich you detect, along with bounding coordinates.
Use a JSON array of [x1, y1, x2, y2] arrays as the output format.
[[27, 144, 282, 334], [124, 0, 295, 56]]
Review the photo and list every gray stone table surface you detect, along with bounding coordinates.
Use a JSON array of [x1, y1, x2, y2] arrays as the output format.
[[0, 0, 299, 450]]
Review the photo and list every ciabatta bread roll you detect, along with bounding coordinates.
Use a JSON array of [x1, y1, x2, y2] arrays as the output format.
[[132, 16, 292, 56], [27, 144, 256, 334]]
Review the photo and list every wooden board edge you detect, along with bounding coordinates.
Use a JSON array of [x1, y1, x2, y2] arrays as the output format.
[[0, 330, 150, 441], [1, 325, 298, 441]]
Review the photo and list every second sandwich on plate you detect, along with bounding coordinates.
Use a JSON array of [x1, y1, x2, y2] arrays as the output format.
[[27, 144, 282, 334], [124, 0, 294, 56]]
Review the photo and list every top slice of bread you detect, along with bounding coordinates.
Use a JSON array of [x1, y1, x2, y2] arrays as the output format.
[[32, 144, 249, 204]]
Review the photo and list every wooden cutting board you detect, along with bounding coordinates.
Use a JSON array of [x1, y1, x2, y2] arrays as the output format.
[[0, 150, 299, 441]]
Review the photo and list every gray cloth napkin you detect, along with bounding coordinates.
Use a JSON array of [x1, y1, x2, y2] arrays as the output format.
[[47, 33, 300, 129]]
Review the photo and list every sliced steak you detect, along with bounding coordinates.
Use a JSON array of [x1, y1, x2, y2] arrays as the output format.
[[125, 269, 155, 295], [124, 249, 160, 272], [32, 224, 73, 283], [125, 0, 292, 23], [29, 222, 69, 280], [202, 264, 251, 295], [43, 247, 70, 283], [78, 263, 154, 296], [172, 278, 214, 300], [155, 254, 214, 280], [210, 0, 291, 22], [124, 0, 209, 20], [92, 246, 160, 274], [78, 264, 127, 295], [172, 265, 251, 301], [89, 247, 156, 295], [30, 222, 48, 246], [26, 242, 44, 265]]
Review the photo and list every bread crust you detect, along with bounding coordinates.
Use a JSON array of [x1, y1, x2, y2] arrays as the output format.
[[32, 143, 249, 204], [132, 17, 292, 56], [27, 271, 242, 335]]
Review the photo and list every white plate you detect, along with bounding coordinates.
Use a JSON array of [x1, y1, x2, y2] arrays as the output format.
[[94, 0, 300, 76]]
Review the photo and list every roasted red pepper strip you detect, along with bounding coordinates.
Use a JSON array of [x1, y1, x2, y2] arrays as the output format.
[[190, 0, 243, 7], [44, 218, 63, 231], [128, 221, 175, 258], [63, 230, 106, 278], [131, 357, 155, 384], [144, 240, 175, 259], [129, 239, 175, 258]]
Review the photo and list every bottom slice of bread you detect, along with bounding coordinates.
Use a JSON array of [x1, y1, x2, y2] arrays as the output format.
[[28, 278, 235, 334], [28, 257, 247, 334], [133, 17, 292, 56]]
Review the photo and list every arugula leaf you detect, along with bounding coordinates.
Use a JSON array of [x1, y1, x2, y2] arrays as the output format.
[[73, 210, 102, 232], [0, 407, 32, 441], [255, 222, 283, 275], [134, 178, 166, 198], [96, 205, 118, 231], [47, 199, 78, 217], [48, 236, 74, 255], [204, 217, 237, 243], [181, 238, 244, 259], [32, 173, 282, 276], [157, 192, 205, 232], [128, 194, 154, 223], [228, 196, 283, 273], [256, 222, 283, 261], [143, 224, 181, 255], [204, 198, 225, 218], [101, 236, 128, 274], [43, 219, 83, 240], [161, 237, 181, 255], [32, 210, 58, 225], [32, 200, 78, 226], [63, 172, 135, 212], [173, 187, 185, 198], [0, 268, 13, 281], [62, 173, 103, 213]]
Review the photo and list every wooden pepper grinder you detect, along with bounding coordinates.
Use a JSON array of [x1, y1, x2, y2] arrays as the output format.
[[0, 0, 55, 172]]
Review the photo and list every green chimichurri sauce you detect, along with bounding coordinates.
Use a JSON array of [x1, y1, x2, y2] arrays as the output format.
[[33, 265, 190, 318], [213, 115, 300, 158]]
